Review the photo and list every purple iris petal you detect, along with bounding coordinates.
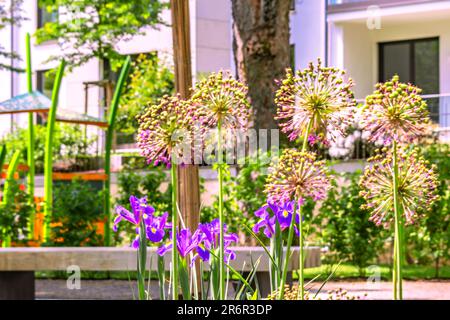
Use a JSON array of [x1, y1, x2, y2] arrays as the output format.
[[253, 201, 302, 238], [157, 242, 172, 256], [145, 212, 170, 243]]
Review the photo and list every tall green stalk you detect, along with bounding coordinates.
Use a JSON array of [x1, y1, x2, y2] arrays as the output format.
[[278, 199, 297, 299], [171, 160, 179, 300], [217, 119, 225, 300], [392, 140, 403, 300], [137, 219, 147, 300], [25, 33, 35, 239], [2, 150, 21, 248], [0, 145, 6, 180], [104, 56, 131, 246], [278, 120, 312, 300], [43, 60, 66, 242]]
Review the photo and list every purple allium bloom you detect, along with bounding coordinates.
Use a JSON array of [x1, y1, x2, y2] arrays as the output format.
[[157, 228, 198, 258], [253, 201, 302, 238], [193, 219, 238, 263], [360, 75, 430, 145], [190, 70, 251, 131], [275, 59, 356, 143], [265, 149, 332, 205], [137, 95, 196, 166], [359, 148, 439, 226]]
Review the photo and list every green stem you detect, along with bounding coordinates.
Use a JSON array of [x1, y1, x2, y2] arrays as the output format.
[[217, 119, 225, 300], [171, 160, 179, 300], [298, 205, 305, 300], [104, 57, 131, 246], [278, 120, 313, 300], [137, 220, 147, 300], [392, 140, 403, 300], [278, 199, 297, 299], [43, 60, 65, 242], [2, 150, 21, 247], [25, 33, 35, 240]]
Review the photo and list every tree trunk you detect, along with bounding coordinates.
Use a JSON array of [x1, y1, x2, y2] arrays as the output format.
[[231, 0, 291, 131]]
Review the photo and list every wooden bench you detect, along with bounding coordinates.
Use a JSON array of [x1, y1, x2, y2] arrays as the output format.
[[0, 246, 321, 299]]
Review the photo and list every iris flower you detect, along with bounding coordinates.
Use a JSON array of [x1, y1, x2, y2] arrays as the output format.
[[359, 149, 439, 226], [193, 219, 238, 263], [275, 59, 356, 143], [157, 228, 198, 258], [145, 212, 171, 243], [253, 201, 301, 238], [113, 196, 170, 248], [360, 75, 430, 145]]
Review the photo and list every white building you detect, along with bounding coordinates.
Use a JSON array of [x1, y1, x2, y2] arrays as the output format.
[[1, 0, 449, 138]]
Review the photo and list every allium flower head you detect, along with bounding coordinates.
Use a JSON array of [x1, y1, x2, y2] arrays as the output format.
[[265, 149, 332, 204], [359, 148, 439, 226], [275, 59, 356, 142], [360, 75, 430, 145], [137, 95, 195, 166], [190, 70, 251, 130]]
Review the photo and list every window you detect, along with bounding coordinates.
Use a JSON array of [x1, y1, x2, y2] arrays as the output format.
[[290, 0, 296, 11], [36, 69, 56, 124], [37, 2, 58, 29], [379, 38, 439, 122]]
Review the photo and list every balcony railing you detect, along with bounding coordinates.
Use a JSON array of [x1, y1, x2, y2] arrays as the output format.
[[327, 0, 447, 13]]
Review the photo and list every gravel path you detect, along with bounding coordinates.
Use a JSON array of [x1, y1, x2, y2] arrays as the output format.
[[36, 279, 450, 300]]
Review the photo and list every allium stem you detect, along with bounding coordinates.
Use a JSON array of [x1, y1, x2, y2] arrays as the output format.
[[171, 160, 179, 300], [278, 199, 297, 300], [279, 120, 313, 300], [392, 140, 403, 300], [217, 119, 225, 300], [298, 120, 312, 300]]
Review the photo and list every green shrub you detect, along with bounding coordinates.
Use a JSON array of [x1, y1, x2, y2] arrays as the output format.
[[0, 180, 33, 245], [314, 171, 387, 276], [48, 179, 104, 246], [407, 143, 450, 276]]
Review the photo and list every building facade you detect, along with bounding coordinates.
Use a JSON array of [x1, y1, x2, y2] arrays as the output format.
[[0, 0, 449, 138]]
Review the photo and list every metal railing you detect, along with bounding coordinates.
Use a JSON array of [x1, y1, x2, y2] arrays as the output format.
[[327, 0, 447, 13]]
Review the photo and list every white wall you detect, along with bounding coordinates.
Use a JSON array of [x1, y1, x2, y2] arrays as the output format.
[[336, 17, 450, 100], [292, 0, 326, 69]]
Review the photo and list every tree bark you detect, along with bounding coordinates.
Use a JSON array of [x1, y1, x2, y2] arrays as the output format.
[[232, 0, 291, 131]]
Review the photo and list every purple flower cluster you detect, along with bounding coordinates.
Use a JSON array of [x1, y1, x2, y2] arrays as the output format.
[[113, 196, 171, 248], [253, 201, 301, 238], [157, 219, 238, 263]]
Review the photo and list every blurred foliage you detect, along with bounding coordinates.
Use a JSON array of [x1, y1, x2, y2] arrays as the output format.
[[0, 180, 33, 245], [407, 142, 450, 276], [0, 123, 95, 173], [48, 179, 103, 246], [35, 0, 167, 71], [0, 0, 25, 71], [113, 158, 170, 245], [314, 171, 387, 276], [117, 53, 174, 134]]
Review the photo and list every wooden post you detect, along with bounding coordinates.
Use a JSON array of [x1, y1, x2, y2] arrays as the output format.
[[171, 0, 201, 297], [170, 0, 200, 235]]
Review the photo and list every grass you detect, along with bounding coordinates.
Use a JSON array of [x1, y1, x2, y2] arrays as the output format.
[[302, 264, 450, 281], [36, 264, 450, 281]]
